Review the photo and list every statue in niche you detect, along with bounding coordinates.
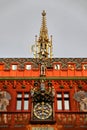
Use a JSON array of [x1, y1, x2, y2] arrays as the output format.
[[40, 63, 46, 75], [74, 91, 87, 112], [48, 86, 55, 97], [30, 86, 35, 97], [52, 86, 55, 97], [40, 80, 45, 91], [30, 86, 38, 97], [48, 86, 52, 93]]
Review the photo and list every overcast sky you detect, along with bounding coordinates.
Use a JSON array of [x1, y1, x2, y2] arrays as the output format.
[[0, 0, 87, 58]]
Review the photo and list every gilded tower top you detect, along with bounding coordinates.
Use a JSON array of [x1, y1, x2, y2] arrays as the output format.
[[39, 10, 49, 41], [31, 10, 53, 59]]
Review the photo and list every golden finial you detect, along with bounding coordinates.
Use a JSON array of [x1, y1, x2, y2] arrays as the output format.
[[42, 10, 46, 16]]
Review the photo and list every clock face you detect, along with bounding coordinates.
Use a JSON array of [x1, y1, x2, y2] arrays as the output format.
[[33, 102, 52, 120]]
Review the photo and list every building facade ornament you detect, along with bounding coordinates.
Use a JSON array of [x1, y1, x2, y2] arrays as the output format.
[[74, 91, 87, 112]]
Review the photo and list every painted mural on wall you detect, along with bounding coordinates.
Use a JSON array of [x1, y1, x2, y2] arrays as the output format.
[[74, 91, 87, 112], [0, 90, 11, 111]]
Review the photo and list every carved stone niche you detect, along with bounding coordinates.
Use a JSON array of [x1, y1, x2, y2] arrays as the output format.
[[40, 63, 46, 76]]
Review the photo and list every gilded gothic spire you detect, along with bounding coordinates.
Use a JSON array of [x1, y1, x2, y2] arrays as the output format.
[[31, 10, 53, 59], [39, 10, 49, 41]]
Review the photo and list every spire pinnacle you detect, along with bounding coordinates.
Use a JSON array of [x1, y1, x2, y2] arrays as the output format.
[[39, 10, 48, 40]]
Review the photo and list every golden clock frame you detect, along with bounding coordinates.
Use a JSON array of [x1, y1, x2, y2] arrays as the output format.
[[30, 101, 56, 124]]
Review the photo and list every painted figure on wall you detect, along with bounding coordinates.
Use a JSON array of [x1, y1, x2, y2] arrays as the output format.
[[0, 91, 10, 111], [0, 90, 11, 123], [74, 90, 87, 112]]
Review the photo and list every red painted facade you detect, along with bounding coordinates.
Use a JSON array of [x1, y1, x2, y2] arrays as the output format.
[[0, 58, 87, 130]]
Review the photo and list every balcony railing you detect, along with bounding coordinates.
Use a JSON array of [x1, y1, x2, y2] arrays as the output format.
[[0, 112, 87, 128]]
